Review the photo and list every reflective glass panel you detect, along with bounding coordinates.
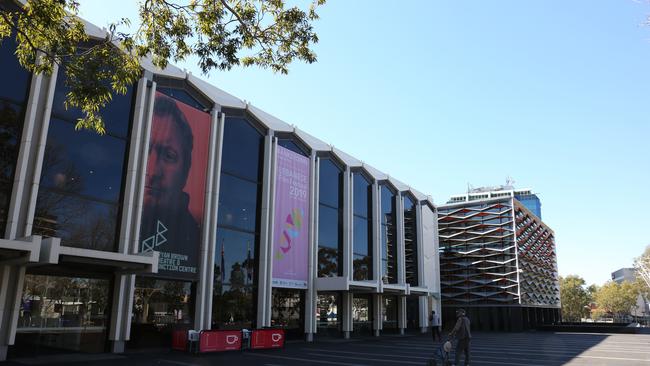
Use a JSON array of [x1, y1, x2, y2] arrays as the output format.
[[220, 117, 263, 181], [318, 159, 342, 208], [0, 35, 30, 236], [16, 275, 110, 354], [217, 174, 259, 232], [404, 196, 419, 286], [352, 294, 372, 335], [317, 292, 341, 336], [271, 288, 304, 339]]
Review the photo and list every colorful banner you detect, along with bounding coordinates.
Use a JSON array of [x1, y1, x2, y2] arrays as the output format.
[[271, 145, 310, 289], [140, 91, 211, 279]]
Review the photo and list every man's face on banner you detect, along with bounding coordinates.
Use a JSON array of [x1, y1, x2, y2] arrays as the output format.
[[144, 115, 188, 211]]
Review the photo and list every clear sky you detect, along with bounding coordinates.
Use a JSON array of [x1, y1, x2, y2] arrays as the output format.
[[80, 1, 650, 286]]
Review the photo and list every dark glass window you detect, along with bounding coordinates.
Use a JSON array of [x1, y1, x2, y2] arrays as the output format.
[[220, 117, 264, 181], [278, 138, 308, 157], [352, 172, 372, 281], [318, 158, 343, 277], [17, 275, 111, 354], [130, 277, 194, 349], [0, 35, 31, 235], [213, 116, 263, 330], [33, 63, 134, 251], [404, 196, 419, 286], [380, 185, 397, 284], [271, 288, 304, 339], [317, 292, 341, 337], [382, 295, 398, 331], [352, 294, 372, 336], [156, 87, 205, 111]]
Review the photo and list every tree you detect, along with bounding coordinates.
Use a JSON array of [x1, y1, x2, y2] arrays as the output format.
[[0, 0, 325, 134], [593, 281, 639, 321], [559, 275, 592, 322]]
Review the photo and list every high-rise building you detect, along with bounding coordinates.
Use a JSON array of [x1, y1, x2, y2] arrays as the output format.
[[437, 195, 560, 331], [611, 268, 637, 284], [448, 185, 542, 219]]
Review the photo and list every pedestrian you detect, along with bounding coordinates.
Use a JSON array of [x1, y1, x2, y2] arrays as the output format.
[[429, 310, 441, 342], [448, 308, 471, 366]]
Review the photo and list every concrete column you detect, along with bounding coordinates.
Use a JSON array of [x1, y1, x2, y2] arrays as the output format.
[[1, 60, 58, 362], [373, 294, 382, 337], [109, 77, 156, 351], [398, 295, 406, 335], [342, 167, 351, 280], [415, 202, 424, 287], [0, 265, 26, 361], [372, 182, 381, 284], [257, 132, 275, 328], [304, 151, 317, 341], [396, 195, 405, 285], [194, 110, 223, 330], [342, 291, 352, 339]]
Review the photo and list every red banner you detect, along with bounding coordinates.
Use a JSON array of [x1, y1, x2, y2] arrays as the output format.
[[171, 329, 187, 351], [250, 329, 285, 349], [199, 330, 242, 352]]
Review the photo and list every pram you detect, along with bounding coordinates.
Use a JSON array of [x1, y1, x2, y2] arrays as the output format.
[[428, 336, 452, 366]]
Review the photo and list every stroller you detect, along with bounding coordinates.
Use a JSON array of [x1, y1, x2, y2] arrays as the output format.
[[428, 336, 453, 366]]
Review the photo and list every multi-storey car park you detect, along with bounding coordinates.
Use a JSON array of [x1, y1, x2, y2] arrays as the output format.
[[0, 5, 441, 360], [437, 196, 560, 331]]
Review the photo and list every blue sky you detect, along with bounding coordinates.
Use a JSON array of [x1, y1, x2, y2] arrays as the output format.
[[80, 1, 650, 286]]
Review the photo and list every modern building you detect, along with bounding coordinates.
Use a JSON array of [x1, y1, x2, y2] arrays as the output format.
[[611, 268, 637, 284], [448, 185, 542, 219], [0, 8, 441, 361], [611, 267, 650, 321], [437, 196, 560, 331]]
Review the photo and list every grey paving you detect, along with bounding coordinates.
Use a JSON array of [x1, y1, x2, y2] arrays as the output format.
[[5, 331, 650, 365]]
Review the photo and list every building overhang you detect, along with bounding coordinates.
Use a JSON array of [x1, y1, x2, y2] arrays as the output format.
[[39, 238, 159, 274], [315, 276, 348, 291], [0, 236, 42, 265]]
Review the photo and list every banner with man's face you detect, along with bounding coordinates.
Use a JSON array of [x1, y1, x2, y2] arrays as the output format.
[[272, 145, 310, 289], [140, 91, 211, 279]]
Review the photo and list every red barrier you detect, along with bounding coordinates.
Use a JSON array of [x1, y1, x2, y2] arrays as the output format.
[[250, 329, 285, 349], [171, 329, 188, 351], [199, 330, 242, 353]]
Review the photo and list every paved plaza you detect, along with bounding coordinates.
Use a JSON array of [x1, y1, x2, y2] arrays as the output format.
[[5, 331, 650, 366]]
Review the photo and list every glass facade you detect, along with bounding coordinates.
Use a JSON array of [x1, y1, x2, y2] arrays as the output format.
[[32, 62, 134, 252], [382, 295, 398, 331], [130, 277, 194, 348], [380, 184, 397, 284], [317, 158, 343, 277], [404, 195, 419, 286], [0, 35, 31, 235], [316, 292, 341, 337], [15, 274, 111, 355], [352, 294, 372, 335], [212, 116, 264, 330], [271, 288, 304, 339], [352, 172, 372, 281]]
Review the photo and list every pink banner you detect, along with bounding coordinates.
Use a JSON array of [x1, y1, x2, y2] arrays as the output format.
[[272, 145, 310, 289]]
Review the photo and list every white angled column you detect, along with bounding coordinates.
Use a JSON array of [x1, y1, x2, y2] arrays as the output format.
[[257, 132, 275, 328], [305, 150, 317, 341]]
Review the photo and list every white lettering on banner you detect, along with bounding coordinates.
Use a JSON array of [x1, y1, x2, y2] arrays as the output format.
[[157, 251, 197, 273]]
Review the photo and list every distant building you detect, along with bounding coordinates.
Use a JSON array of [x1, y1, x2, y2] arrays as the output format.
[[448, 185, 542, 219], [611, 268, 637, 284], [438, 196, 560, 331]]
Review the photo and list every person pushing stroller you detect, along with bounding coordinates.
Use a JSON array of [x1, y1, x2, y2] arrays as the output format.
[[448, 309, 471, 366]]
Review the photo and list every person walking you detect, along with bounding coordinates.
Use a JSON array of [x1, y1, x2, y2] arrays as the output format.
[[449, 309, 471, 366], [429, 310, 441, 342]]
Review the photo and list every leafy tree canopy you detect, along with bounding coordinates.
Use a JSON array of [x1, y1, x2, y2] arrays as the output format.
[[559, 275, 593, 322], [0, 0, 325, 134]]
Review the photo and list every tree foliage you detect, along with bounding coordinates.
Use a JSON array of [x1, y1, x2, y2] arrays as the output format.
[[0, 0, 325, 134], [592, 281, 639, 320], [559, 275, 593, 322]]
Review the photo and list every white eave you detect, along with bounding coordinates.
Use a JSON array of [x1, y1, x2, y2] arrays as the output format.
[[362, 163, 388, 181], [294, 127, 330, 151], [247, 103, 293, 132], [332, 147, 362, 167], [187, 74, 246, 109]]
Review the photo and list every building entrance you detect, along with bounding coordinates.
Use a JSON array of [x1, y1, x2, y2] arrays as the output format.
[[11, 274, 111, 357], [271, 288, 305, 340], [128, 277, 195, 349]]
